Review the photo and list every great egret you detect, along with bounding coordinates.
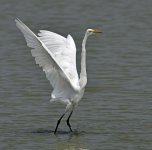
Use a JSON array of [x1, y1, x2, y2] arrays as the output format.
[[15, 19, 101, 134]]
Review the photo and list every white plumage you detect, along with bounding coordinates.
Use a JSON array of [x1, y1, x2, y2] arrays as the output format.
[[15, 18, 101, 133]]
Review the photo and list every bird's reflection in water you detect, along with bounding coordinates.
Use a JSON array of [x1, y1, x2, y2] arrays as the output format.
[[55, 135, 89, 150], [28, 128, 89, 150]]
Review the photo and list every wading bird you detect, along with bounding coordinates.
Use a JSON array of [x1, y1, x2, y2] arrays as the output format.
[[15, 19, 101, 134]]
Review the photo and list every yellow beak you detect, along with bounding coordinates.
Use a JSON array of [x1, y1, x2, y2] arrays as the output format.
[[92, 29, 102, 33]]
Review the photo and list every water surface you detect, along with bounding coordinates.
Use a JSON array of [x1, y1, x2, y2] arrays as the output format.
[[0, 0, 152, 150]]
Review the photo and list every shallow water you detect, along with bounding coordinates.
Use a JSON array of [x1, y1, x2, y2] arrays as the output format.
[[0, 0, 152, 150]]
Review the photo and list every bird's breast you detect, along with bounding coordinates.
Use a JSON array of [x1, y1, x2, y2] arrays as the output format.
[[71, 88, 85, 104]]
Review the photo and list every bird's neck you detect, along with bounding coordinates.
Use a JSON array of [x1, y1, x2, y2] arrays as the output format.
[[79, 32, 88, 88]]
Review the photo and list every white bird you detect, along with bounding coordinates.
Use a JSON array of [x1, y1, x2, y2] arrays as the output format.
[[15, 19, 101, 134]]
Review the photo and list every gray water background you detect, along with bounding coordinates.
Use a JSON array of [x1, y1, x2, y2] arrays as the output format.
[[0, 0, 152, 149]]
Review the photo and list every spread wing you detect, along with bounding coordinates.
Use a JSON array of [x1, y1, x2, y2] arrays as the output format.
[[38, 30, 79, 88], [15, 19, 80, 100]]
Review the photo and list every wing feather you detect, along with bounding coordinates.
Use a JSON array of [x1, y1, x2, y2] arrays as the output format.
[[15, 19, 80, 100], [38, 30, 79, 87]]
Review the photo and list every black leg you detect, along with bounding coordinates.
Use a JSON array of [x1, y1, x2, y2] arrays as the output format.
[[54, 113, 65, 134], [66, 110, 73, 132]]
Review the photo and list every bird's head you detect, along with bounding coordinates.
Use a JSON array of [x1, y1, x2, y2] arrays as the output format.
[[86, 29, 102, 36]]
